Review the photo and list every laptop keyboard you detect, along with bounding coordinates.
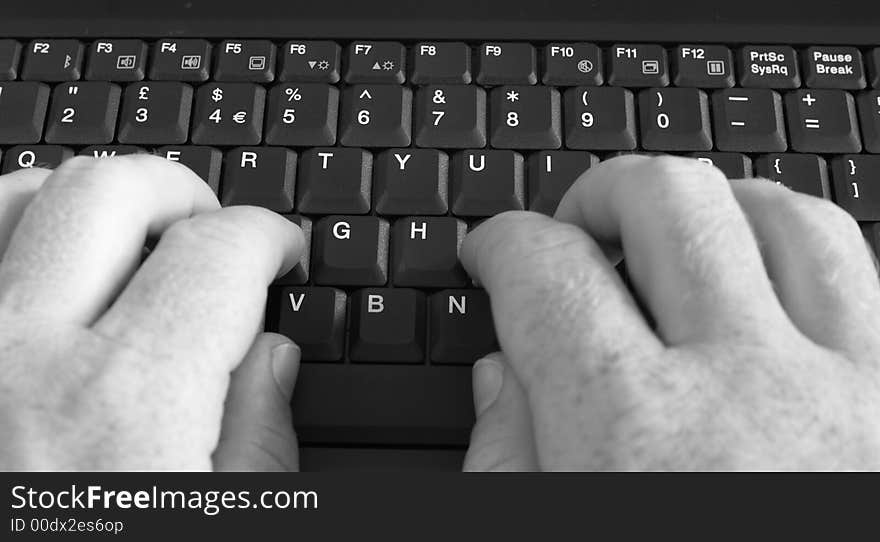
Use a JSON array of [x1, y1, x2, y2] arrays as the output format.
[[2, 38, 880, 448]]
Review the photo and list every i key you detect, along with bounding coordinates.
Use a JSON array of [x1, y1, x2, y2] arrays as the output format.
[[264, 83, 339, 146], [528, 151, 598, 215], [712, 89, 787, 152], [451, 150, 525, 217], [21, 39, 83, 81], [2, 145, 73, 173], [638, 88, 712, 151], [392, 217, 468, 287], [607, 44, 669, 87], [297, 147, 372, 214], [345, 41, 406, 84], [831, 155, 880, 220], [273, 287, 346, 362], [374, 149, 448, 215], [414, 85, 486, 148], [410, 42, 471, 84], [221, 147, 296, 212], [430, 290, 497, 365], [755, 154, 830, 198], [158, 146, 223, 194], [214, 40, 276, 82], [191, 83, 265, 145], [312, 216, 389, 286], [858, 91, 880, 153], [350, 289, 427, 363], [86, 40, 147, 81], [564, 87, 637, 150], [784, 89, 861, 153], [149, 39, 211, 82], [0, 82, 50, 144], [490, 85, 561, 149], [117, 82, 192, 144], [339, 84, 412, 147], [44, 82, 121, 144]]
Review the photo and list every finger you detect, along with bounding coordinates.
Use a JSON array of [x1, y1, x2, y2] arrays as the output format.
[[213, 333, 300, 471], [0, 155, 219, 325], [94, 205, 304, 377], [460, 211, 663, 468], [554, 155, 792, 345], [463, 353, 538, 472], [0, 168, 52, 257], [731, 179, 880, 362]]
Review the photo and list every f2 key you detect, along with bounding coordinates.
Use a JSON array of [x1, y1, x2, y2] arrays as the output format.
[[21, 39, 83, 81]]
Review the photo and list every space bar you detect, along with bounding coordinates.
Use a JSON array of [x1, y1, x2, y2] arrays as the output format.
[[291, 364, 474, 446]]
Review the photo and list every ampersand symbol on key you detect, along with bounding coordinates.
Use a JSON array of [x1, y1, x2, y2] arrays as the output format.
[[432, 89, 446, 104]]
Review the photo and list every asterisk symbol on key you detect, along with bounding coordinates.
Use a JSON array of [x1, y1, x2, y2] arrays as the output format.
[[506, 90, 519, 102]]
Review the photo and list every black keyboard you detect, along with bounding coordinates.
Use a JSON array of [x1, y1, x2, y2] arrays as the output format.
[[3, 38, 880, 450]]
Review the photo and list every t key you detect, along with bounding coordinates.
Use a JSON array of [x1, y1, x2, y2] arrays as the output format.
[[297, 147, 372, 214], [339, 85, 412, 147], [638, 88, 712, 151], [784, 90, 861, 153], [831, 155, 880, 221], [44, 82, 121, 144], [191, 83, 265, 145], [489, 85, 561, 149]]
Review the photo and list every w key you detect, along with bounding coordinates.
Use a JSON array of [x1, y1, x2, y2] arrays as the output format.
[[638, 88, 712, 151], [785, 90, 861, 153]]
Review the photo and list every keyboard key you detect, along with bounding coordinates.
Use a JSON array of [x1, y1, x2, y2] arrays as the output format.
[[214, 40, 276, 82], [274, 215, 312, 285], [191, 83, 265, 145], [85, 40, 147, 81], [563, 86, 637, 150], [607, 44, 669, 87], [414, 85, 486, 148], [78, 145, 143, 158], [297, 147, 372, 214], [392, 217, 468, 287], [1, 145, 73, 173], [0, 82, 49, 144], [339, 84, 412, 147], [451, 150, 525, 217], [149, 39, 211, 82], [476, 42, 537, 85], [527, 151, 598, 215], [117, 82, 192, 145], [673, 44, 735, 88], [344, 41, 405, 84], [221, 147, 296, 212], [857, 90, 880, 153], [410, 42, 471, 84], [158, 145, 222, 194], [712, 88, 787, 152], [21, 39, 83, 81], [430, 289, 497, 365], [273, 287, 346, 362], [44, 82, 120, 145], [831, 156, 880, 220], [279, 40, 341, 83], [0, 40, 22, 80], [638, 88, 712, 151], [264, 83, 338, 146], [542, 42, 603, 86], [489, 85, 561, 149], [350, 288, 427, 363], [869, 49, 880, 88], [312, 216, 389, 286], [738, 45, 800, 88], [784, 89, 861, 153], [755, 154, 830, 198], [373, 149, 448, 215], [803, 47, 865, 90], [689, 152, 753, 179], [291, 364, 472, 445]]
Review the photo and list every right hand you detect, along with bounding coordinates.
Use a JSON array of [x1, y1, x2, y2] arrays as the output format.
[[462, 155, 880, 471]]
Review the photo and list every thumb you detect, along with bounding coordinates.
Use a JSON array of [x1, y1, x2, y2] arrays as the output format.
[[463, 353, 539, 471], [213, 333, 300, 471]]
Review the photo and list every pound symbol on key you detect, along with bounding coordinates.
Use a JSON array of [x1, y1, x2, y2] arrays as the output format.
[[432, 89, 446, 105]]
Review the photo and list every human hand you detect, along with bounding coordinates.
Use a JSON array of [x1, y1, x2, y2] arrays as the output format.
[[462, 155, 880, 471], [0, 155, 305, 470]]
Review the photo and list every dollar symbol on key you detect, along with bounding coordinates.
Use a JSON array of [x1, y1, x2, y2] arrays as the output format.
[[211, 88, 223, 102]]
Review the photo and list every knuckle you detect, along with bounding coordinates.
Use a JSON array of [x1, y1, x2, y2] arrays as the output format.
[[777, 192, 862, 251], [163, 206, 286, 256], [633, 156, 734, 213]]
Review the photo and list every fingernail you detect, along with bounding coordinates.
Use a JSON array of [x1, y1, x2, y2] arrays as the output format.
[[271, 343, 301, 401], [472, 355, 504, 416]]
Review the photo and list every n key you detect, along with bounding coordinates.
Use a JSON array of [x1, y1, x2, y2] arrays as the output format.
[[785, 90, 861, 153], [430, 290, 497, 365], [831, 156, 880, 221], [44, 82, 121, 144], [638, 88, 712, 151]]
